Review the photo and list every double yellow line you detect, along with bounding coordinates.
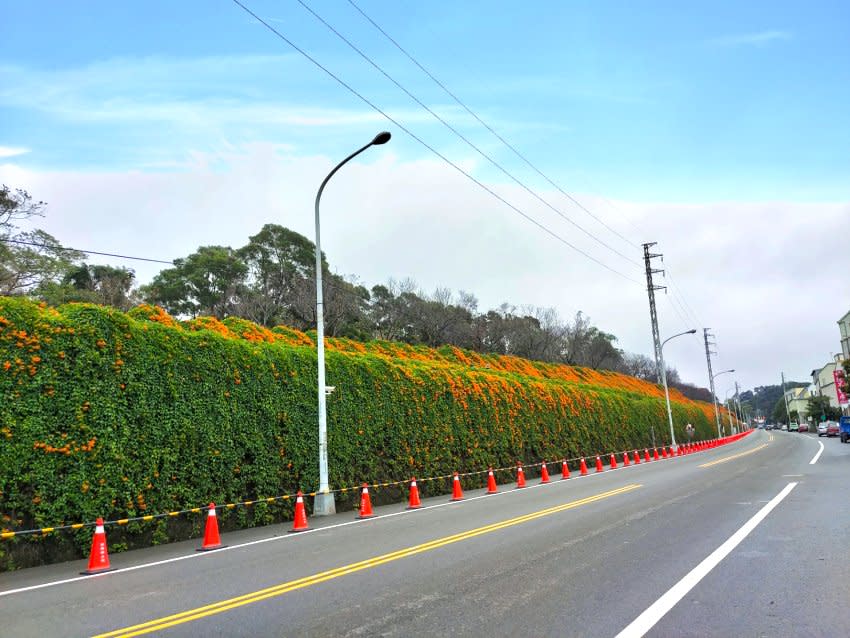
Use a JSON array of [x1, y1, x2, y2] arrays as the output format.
[[699, 443, 768, 468], [94, 483, 641, 637]]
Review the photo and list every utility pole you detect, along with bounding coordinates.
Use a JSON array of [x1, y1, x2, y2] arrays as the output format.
[[735, 380, 741, 432], [642, 242, 666, 384], [704, 328, 721, 437], [781, 371, 792, 426]]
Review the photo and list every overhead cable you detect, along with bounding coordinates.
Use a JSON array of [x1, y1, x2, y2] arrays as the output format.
[[346, 0, 641, 251], [230, 0, 641, 284]]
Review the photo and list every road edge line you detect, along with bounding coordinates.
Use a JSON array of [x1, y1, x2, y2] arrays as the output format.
[[809, 440, 824, 465], [614, 481, 798, 638]]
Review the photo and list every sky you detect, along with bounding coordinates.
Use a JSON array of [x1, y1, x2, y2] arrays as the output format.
[[1, 0, 849, 396]]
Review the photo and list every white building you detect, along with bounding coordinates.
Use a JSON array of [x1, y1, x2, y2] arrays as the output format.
[[839, 309, 850, 361]]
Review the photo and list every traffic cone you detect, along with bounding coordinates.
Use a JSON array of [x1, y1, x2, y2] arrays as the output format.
[[645, 449, 652, 462], [653, 448, 659, 461], [609, 453, 618, 469], [197, 503, 224, 551], [622, 451, 630, 466], [540, 461, 551, 484], [662, 447, 668, 459], [357, 483, 375, 519], [633, 450, 641, 465], [289, 491, 310, 533], [516, 463, 527, 488], [561, 459, 570, 480], [82, 518, 113, 575], [451, 472, 464, 501], [595, 456, 604, 473], [407, 477, 422, 509], [486, 467, 498, 494], [580, 457, 588, 476]]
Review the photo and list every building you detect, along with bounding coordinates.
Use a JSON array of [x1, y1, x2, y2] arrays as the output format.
[[811, 361, 840, 409], [784, 386, 811, 421], [839, 309, 850, 361]]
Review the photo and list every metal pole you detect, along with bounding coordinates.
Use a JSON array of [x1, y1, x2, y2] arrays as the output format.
[[313, 133, 390, 516], [642, 243, 666, 384]]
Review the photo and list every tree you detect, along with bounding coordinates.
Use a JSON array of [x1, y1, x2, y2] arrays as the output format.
[[143, 246, 247, 318], [1, 186, 84, 295], [38, 263, 137, 310], [806, 395, 842, 422]]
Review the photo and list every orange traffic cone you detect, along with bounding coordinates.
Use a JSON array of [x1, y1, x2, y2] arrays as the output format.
[[82, 518, 113, 575], [486, 467, 498, 494], [451, 472, 464, 501], [516, 463, 527, 488], [609, 453, 618, 469], [540, 461, 551, 484], [407, 477, 422, 509], [595, 456, 604, 473], [289, 491, 311, 533], [645, 449, 652, 462], [633, 450, 641, 464], [622, 451, 630, 466], [357, 483, 375, 519], [662, 447, 668, 459], [579, 457, 589, 476], [197, 503, 224, 551], [653, 448, 660, 461], [561, 459, 570, 480]]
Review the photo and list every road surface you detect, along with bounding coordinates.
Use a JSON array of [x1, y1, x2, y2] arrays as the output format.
[[1, 429, 846, 637]]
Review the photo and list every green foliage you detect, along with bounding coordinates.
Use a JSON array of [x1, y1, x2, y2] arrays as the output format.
[[806, 394, 842, 421], [0, 297, 719, 569]]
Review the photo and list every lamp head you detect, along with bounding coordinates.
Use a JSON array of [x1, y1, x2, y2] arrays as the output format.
[[687, 329, 697, 334], [371, 131, 392, 145]]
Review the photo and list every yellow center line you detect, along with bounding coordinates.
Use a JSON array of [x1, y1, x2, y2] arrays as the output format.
[[93, 483, 641, 637], [699, 443, 768, 468]]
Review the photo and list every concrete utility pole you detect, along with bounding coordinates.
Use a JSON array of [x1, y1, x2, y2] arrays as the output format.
[[642, 243, 666, 385], [704, 328, 721, 436], [734, 380, 742, 429], [781, 371, 792, 426]]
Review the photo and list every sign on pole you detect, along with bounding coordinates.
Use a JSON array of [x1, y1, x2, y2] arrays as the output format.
[[833, 368, 849, 408]]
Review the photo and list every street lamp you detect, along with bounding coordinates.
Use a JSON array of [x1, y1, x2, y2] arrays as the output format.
[[313, 131, 391, 516], [660, 328, 697, 450], [711, 369, 735, 437]]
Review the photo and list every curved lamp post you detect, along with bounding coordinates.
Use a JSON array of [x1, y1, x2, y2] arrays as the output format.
[[711, 369, 735, 437], [313, 131, 391, 516], [660, 329, 697, 450]]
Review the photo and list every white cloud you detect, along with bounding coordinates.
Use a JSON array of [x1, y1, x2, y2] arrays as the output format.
[[0, 146, 30, 158], [1, 145, 847, 395], [709, 30, 792, 47]]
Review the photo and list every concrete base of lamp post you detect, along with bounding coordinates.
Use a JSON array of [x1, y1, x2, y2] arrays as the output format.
[[313, 492, 336, 516]]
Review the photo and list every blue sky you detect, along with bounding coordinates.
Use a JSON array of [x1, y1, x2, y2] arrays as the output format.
[[1, 1, 849, 391], [3, 0, 849, 201]]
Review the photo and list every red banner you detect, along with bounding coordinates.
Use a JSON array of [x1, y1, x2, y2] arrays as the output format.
[[834, 368, 849, 407]]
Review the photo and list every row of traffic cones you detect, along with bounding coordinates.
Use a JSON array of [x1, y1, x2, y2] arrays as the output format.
[[82, 431, 753, 574]]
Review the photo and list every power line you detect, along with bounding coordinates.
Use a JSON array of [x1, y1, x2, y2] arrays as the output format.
[[346, 0, 641, 252], [0, 237, 173, 264], [296, 0, 641, 269], [230, 0, 641, 284]]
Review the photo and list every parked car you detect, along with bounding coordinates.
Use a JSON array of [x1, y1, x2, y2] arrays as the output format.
[[826, 421, 840, 437], [765, 423, 775, 430], [798, 422, 809, 433], [781, 424, 788, 431], [789, 422, 799, 432], [817, 422, 830, 436]]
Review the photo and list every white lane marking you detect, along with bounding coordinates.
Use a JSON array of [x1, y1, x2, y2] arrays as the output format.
[[0, 440, 743, 598], [615, 482, 797, 638], [809, 441, 824, 465]]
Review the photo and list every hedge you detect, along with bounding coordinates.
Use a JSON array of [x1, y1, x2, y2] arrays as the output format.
[[0, 298, 730, 569]]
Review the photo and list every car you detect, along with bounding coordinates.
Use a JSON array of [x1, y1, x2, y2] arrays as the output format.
[[826, 421, 840, 437], [817, 422, 829, 436], [781, 424, 788, 431], [764, 423, 774, 430], [789, 422, 799, 432], [798, 422, 809, 433]]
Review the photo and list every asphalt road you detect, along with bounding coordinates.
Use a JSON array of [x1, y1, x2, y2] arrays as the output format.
[[1, 429, 846, 637]]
